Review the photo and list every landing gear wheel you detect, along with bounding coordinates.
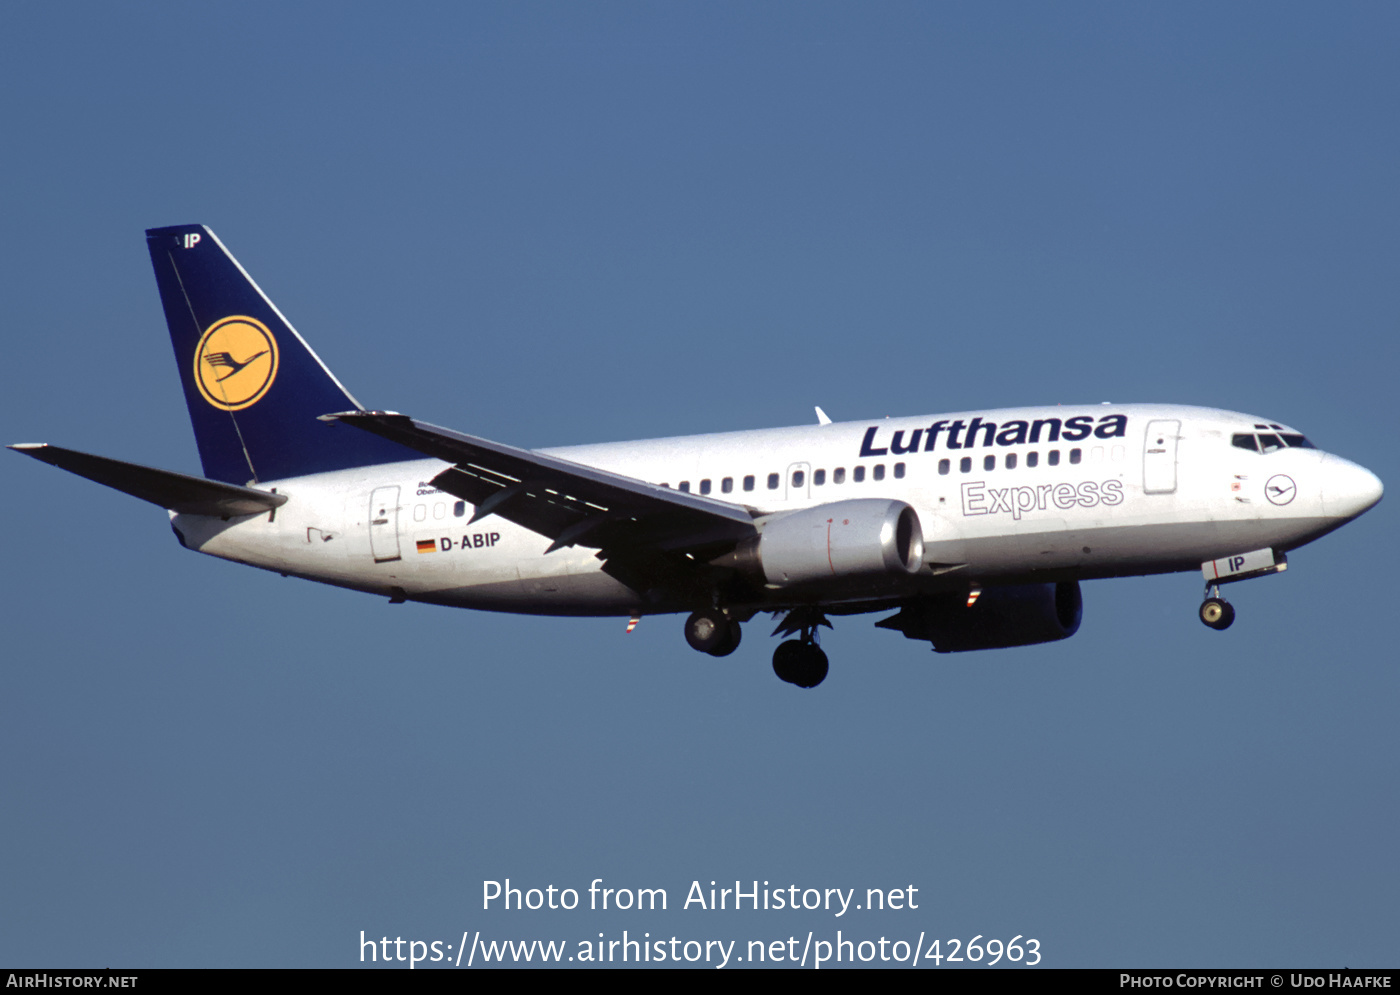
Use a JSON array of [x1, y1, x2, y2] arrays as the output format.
[[706, 620, 742, 657], [685, 610, 730, 653], [1199, 597, 1235, 630], [772, 640, 805, 683], [772, 640, 829, 688], [793, 645, 829, 688]]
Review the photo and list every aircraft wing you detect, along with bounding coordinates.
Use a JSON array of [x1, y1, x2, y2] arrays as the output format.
[[9, 444, 287, 517], [327, 412, 759, 556]]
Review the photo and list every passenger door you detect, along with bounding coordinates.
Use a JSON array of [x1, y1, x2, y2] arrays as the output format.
[[1142, 420, 1180, 495], [369, 485, 402, 562]]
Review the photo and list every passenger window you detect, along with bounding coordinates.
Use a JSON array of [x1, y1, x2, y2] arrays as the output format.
[[454, 501, 466, 518], [854, 466, 866, 482], [873, 465, 885, 481], [699, 479, 711, 495], [814, 469, 826, 486], [1006, 453, 1017, 470], [414, 504, 426, 522], [938, 459, 950, 475], [1111, 445, 1125, 461], [894, 462, 905, 479], [1090, 446, 1103, 463], [1069, 448, 1082, 464], [792, 470, 805, 488], [833, 467, 846, 484], [679, 481, 690, 492], [721, 477, 733, 494], [1027, 451, 1039, 468], [743, 475, 755, 492], [983, 455, 995, 471], [1048, 450, 1060, 466], [960, 457, 972, 473], [767, 473, 779, 490], [433, 502, 445, 520]]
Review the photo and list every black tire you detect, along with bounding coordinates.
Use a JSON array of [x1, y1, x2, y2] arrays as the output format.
[[707, 620, 742, 657], [772, 640, 805, 683], [1199, 597, 1234, 631], [685, 610, 729, 653], [791, 645, 829, 688]]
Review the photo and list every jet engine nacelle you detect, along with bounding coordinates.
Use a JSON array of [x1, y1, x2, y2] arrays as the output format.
[[716, 498, 924, 586], [877, 581, 1083, 652]]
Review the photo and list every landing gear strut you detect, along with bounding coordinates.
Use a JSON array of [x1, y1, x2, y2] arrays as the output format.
[[685, 610, 742, 657], [1199, 584, 1236, 631]]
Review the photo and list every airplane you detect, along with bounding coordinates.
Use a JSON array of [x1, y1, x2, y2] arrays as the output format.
[[10, 225, 1385, 689]]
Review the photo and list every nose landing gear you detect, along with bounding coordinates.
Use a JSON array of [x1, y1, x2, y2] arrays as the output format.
[[1199, 584, 1236, 630]]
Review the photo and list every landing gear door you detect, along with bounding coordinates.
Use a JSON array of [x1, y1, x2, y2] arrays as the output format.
[[369, 485, 402, 562], [1143, 419, 1181, 495]]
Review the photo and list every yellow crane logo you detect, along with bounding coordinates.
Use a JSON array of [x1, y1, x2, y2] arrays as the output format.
[[193, 316, 279, 411]]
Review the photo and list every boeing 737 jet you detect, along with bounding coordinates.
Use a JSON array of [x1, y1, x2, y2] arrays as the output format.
[[10, 226, 1384, 688]]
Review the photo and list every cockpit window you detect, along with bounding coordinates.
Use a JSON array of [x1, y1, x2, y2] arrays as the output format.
[[1234, 431, 1316, 454]]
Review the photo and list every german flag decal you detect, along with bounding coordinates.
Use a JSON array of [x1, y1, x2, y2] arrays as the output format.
[[416, 539, 436, 554]]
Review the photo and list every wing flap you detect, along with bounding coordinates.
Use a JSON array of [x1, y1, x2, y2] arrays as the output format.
[[9, 444, 287, 517]]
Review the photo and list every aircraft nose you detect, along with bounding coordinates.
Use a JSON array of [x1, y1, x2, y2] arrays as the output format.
[[1323, 457, 1384, 521]]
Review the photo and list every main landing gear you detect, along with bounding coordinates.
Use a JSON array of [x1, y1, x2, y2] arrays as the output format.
[[1199, 584, 1236, 631], [770, 608, 832, 688], [772, 638, 828, 688], [684, 610, 742, 657], [681, 607, 830, 688]]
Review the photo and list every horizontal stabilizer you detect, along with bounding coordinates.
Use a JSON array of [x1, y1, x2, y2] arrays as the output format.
[[9, 444, 288, 517]]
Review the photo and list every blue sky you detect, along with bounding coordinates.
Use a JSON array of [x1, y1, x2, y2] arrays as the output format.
[[3, 2, 1397, 968]]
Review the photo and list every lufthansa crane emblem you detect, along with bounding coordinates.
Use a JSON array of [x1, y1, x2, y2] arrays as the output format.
[[193, 315, 279, 411], [1265, 474, 1297, 506]]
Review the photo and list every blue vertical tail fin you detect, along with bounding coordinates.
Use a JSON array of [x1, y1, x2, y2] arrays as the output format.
[[146, 224, 419, 484]]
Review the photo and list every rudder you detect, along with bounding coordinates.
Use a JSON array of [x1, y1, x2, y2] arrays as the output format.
[[146, 224, 420, 484]]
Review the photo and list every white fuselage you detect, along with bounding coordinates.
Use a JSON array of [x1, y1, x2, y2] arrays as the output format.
[[171, 403, 1381, 617]]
